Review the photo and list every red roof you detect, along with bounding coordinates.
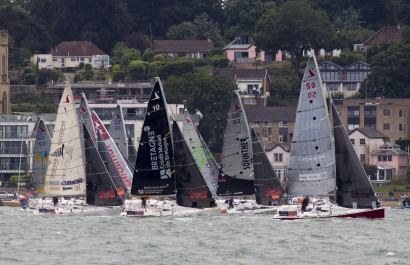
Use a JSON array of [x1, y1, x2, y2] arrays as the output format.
[[51, 41, 107, 56], [363, 26, 402, 45]]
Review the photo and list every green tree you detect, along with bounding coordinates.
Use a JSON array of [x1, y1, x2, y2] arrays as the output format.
[[334, 28, 374, 50], [363, 164, 378, 176], [223, 0, 272, 40], [334, 6, 363, 30], [254, 0, 335, 76], [164, 73, 237, 152], [166, 22, 197, 40], [360, 43, 410, 98]]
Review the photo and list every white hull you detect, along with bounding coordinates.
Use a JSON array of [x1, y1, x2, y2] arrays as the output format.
[[33, 198, 121, 216], [273, 197, 384, 219]]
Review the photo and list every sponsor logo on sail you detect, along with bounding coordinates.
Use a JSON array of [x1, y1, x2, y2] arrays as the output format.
[[107, 145, 132, 187], [61, 178, 83, 185], [240, 137, 251, 170], [189, 191, 208, 200]]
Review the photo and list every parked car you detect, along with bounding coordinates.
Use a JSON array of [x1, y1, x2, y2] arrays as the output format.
[[0, 191, 15, 200]]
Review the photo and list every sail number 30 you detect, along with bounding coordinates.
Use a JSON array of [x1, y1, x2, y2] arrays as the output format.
[[306, 82, 316, 98]]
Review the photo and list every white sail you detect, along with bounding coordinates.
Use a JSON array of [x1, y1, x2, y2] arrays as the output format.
[[220, 90, 254, 179], [44, 82, 86, 196], [286, 54, 336, 197], [108, 104, 128, 158], [92, 111, 133, 193], [32, 117, 51, 194], [182, 108, 218, 196]]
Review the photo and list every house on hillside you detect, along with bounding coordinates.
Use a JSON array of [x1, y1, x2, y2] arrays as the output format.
[[223, 35, 284, 63], [354, 25, 403, 52], [31, 41, 109, 70], [319, 61, 371, 98], [348, 127, 388, 165], [152, 40, 214, 58], [264, 143, 291, 184], [245, 106, 296, 144], [213, 68, 271, 106], [371, 142, 409, 183]]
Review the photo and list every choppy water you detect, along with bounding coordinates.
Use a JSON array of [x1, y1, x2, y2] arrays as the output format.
[[0, 207, 409, 265]]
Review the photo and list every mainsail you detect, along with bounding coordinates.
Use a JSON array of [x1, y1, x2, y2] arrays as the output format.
[[83, 124, 121, 206], [286, 54, 336, 197], [32, 117, 51, 194], [331, 103, 379, 208], [251, 128, 284, 205], [92, 111, 133, 193], [108, 104, 128, 158], [173, 121, 215, 208], [181, 107, 218, 196], [44, 82, 86, 196], [131, 78, 175, 196], [217, 90, 254, 196]]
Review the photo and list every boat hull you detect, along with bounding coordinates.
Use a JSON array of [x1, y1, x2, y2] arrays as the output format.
[[273, 207, 385, 220]]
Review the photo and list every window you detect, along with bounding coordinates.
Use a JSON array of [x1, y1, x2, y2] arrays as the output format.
[[53, 58, 57, 62], [383, 123, 390, 130], [383, 109, 390, 116], [268, 135, 272, 143], [346, 83, 356, 91], [328, 83, 338, 91], [348, 110, 360, 117], [243, 98, 256, 105], [399, 124, 403, 131], [247, 84, 261, 95], [364, 109, 376, 117], [279, 135, 284, 143], [378, 155, 392, 162], [40, 58, 47, 63], [399, 110, 403, 117], [71, 57, 76, 61], [350, 139, 355, 145], [274, 153, 283, 162], [279, 121, 288, 128], [360, 138, 366, 145], [348, 124, 359, 130], [360, 154, 366, 163], [263, 121, 271, 127], [251, 121, 259, 127]]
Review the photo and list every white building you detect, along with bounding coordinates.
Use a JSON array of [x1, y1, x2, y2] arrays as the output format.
[[31, 41, 110, 70]]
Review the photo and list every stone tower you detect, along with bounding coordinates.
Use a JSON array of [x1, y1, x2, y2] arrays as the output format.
[[0, 30, 10, 115]]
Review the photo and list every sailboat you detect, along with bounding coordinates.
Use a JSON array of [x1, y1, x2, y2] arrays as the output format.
[[216, 90, 284, 213], [34, 82, 121, 215], [92, 110, 133, 194], [122, 78, 212, 217], [181, 106, 219, 197], [217, 90, 254, 197], [32, 117, 51, 196], [273, 53, 384, 220]]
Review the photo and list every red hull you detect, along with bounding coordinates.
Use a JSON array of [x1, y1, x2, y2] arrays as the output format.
[[274, 208, 385, 220]]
